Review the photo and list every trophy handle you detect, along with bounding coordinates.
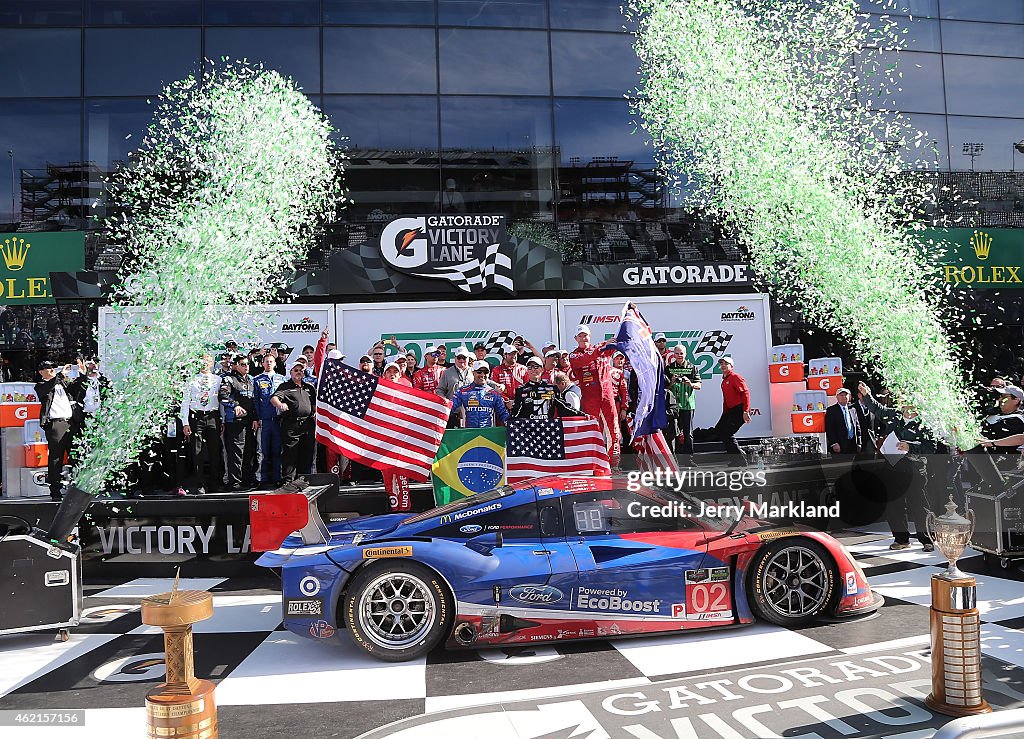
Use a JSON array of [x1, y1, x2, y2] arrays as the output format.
[[925, 509, 937, 545], [967, 507, 976, 543]]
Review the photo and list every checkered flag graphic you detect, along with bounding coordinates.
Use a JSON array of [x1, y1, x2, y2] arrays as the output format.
[[484, 330, 517, 354], [695, 330, 733, 356], [427, 241, 515, 294]]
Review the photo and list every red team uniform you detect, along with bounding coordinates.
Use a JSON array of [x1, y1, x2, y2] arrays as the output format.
[[568, 343, 621, 467], [491, 361, 527, 405], [412, 365, 444, 394]]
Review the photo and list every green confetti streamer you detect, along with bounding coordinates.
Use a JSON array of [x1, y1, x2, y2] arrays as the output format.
[[628, 0, 978, 446], [72, 61, 342, 495]]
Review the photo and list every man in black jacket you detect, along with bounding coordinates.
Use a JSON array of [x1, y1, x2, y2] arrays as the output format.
[[220, 354, 258, 492], [825, 387, 862, 456], [35, 358, 87, 500], [512, 357, 578, 419], [271, 362, 317, 482]]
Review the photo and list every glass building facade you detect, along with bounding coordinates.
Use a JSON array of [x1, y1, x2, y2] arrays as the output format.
[[1, 1, 1022, 246]]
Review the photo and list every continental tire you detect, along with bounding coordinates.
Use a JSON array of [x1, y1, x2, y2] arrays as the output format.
[[748, 538, 837, 626], [344, 560, 452, 662]]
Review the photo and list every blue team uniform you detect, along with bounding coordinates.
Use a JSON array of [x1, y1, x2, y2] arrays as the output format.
[[253, 371, 286, 484], [453, 383, 510, 428]]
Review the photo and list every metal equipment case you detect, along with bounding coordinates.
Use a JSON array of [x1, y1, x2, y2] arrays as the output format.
[[0, 533, 82, 638]]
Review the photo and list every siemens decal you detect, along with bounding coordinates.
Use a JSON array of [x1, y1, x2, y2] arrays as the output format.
[[576, 586, 662, 613]]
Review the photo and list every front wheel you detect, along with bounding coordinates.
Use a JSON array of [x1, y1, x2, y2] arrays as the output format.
[[749, 539, 837, 626], [343, 561, 452, 662]]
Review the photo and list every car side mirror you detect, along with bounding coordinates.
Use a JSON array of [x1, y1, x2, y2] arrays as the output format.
[[465, 531, 502, 555]]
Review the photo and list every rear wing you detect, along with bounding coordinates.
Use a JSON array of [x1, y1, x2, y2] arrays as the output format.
[[249, 475, 338, 552]]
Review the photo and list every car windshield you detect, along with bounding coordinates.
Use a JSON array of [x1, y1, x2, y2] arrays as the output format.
[[400, 485, 515, 525]]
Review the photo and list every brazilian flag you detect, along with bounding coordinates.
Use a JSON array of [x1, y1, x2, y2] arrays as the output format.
[[431, 428, 507, 506]]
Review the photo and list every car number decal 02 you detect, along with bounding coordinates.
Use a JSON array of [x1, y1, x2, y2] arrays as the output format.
[[684, 568, 732, 620]]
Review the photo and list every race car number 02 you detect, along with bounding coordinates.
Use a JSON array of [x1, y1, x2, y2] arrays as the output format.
[[687, 582, 728, 616]]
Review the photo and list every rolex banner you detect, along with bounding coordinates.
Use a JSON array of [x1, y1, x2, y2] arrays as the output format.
[[0, 232, 85, 304], [925, 227, 1024, 289], [431, 428, 506, 506]]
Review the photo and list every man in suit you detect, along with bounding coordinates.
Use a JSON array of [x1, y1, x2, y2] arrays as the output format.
[[825, 387, 862, 456]]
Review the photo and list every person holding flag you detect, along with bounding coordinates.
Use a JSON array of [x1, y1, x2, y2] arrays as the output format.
[[568, 324, 622, 468], [615, 303, 678, 472]]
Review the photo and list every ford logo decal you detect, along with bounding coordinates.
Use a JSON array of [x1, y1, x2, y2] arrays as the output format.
[[459, 524, 483, 534], [509, 584, 564, 604]]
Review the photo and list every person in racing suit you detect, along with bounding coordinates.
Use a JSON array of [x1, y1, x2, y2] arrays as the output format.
[[491, 344, 527, 408], [568, 324, 621, 467], [512, 356, 579, 419], [453, 361, 510, 428]]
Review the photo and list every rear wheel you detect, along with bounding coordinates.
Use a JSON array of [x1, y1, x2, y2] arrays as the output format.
[[749, 539, 837, 626], [344, 561, 452, 662]]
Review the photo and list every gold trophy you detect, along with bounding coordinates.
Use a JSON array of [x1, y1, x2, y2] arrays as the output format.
[[924, 496, 990, 717], [141, 574, 219, 738]]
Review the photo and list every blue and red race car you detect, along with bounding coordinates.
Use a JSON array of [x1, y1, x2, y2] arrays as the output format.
[[254, 474, 881, 662]]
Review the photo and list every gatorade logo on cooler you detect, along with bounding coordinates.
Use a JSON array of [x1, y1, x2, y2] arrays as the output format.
[[778, 365, 790, 377], [802, 415, 815, 427], [15, 406, 28, 420]]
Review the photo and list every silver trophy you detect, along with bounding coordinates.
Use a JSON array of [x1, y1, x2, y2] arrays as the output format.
[[926, 495, 976, 580]]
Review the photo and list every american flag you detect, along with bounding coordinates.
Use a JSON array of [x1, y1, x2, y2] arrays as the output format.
[[626, 416, 679, 473], [314, 359, 451, 482], [505, 418, 611, 483]]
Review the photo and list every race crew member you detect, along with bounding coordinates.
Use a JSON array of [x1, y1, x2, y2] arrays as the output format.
[[568, 324, 621, 467], [412, 346, 445, 393], [512, 356, 578, 418], [491, 344, 527, 406], [541, 350, 560, 384], [271, 362, 317, 482], [220, 354, 258, 491], [252, 353, 286, 487], [453, 361, 510, 428]]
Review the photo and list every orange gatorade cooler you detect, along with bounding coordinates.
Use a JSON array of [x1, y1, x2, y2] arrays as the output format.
[[0, 382, 40, 427], [792, 390, 828, 433], [807, 357, 843, 395], [24, 442, 48, 468], [768, 343, 804, 383]]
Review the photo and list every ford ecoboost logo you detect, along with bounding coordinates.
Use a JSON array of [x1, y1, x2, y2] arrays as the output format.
[[459, 524, 483, 534], [509, 584, 564, 604]]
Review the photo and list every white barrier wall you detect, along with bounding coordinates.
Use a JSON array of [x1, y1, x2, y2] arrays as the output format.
[[559, 295, 774, 438], [336, 300, 559, 364], [99, 304, 335, 372]]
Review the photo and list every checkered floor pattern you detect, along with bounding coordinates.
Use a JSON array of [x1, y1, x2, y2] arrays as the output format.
[[4, 527, 1024, 738]]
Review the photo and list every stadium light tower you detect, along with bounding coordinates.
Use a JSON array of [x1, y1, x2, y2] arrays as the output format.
[[1013, 140, 1024, 172], [962, 142, 984, 171]]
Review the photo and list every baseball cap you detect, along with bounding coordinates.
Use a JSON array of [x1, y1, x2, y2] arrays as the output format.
[[358, 355, 371, 363], [544, 349, 559, 358], [542, 342, 556, 351], [718, 355, 735, 365], [454, 347, 471, 358], [526, 356, 543, 367], [473, 342, 487, 351], [385, 361, 402, 371], [654, 332, 667, 342], [501, 343, 518, 354], [327, 349, 344, 360], [37, 360, 58, 370], [1001, 385, 1024, 401], [424, 346, 438, 354], [289, 361, 305, 371], [472, 360, 490, 372], [836, 387, 852, 397], [575, 324, 590, 337]]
